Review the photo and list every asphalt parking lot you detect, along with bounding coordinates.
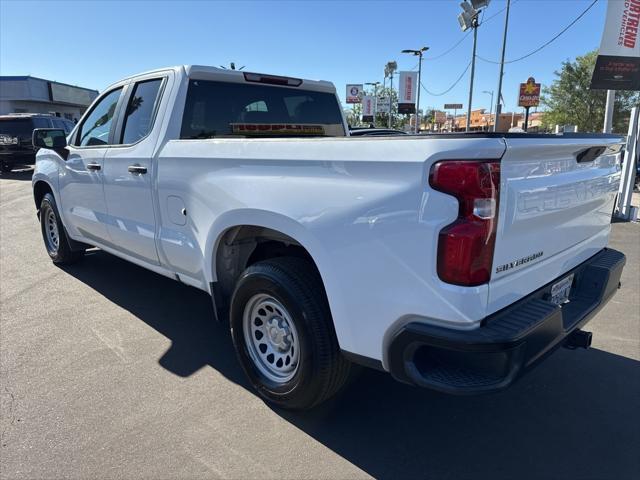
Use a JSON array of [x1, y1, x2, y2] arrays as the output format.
[[1, 169, 639, 480]]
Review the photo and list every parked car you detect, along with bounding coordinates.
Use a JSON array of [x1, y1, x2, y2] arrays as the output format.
[[31, 66, 626, 410], [0, 114, 75, 172], [349, 127, 408, 136]]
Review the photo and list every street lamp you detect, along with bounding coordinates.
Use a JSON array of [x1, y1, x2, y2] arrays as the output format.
[[365, 81, 380, 93], [401, 47, 429, 134], [458, 0, 490, 132], [483, 90, 494, 131]]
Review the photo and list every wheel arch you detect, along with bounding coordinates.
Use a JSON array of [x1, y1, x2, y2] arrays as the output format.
[[204, 209, 347, 345], [32, 178, 54, 212]]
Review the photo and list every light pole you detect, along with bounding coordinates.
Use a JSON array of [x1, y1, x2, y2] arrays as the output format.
[[483, 90, 494, 131], [401, 47, 429, 134], [458, 0, 490, 132], [365, 82, 381, 127]]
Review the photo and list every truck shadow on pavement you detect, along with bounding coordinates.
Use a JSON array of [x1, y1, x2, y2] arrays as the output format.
[[62, 250, 640, 480]]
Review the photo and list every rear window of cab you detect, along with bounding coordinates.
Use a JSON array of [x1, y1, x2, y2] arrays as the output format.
[[180, 80, 345, 139]]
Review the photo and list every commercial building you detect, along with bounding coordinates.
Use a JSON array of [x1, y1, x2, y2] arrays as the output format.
[[444, 109, 527, 132], [0, 76, 98, 122]]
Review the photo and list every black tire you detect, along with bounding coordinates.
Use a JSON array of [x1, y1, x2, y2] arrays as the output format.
[[40, 193, 84, 264], [230, 257, 350, 410], [1, 163, 12, 173]]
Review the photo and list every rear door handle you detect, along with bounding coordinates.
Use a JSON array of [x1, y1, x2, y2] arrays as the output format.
[[86, 163, 101, 171], [128, 164, 147, 175]]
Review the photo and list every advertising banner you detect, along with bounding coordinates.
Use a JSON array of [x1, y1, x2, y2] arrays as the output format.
[[362, 95, 375, 123], [518, 77, 541, 107], [398, 71, 417, 114], [346, 84, 363, 103], [377, 96, 390, 113], [590, 0, 640, 90]]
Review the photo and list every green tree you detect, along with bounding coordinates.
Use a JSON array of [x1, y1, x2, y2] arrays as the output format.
[[541, 50, 640, 133], [344, 86, 405, 129]]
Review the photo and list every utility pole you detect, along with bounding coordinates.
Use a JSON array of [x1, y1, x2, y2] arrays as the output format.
[[494, 0, 510, 132], [466, 18, 479, 132], [458, 1, 486, 132]]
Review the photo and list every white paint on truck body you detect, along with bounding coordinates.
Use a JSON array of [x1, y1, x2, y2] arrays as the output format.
[[32, 65, 623, 368]]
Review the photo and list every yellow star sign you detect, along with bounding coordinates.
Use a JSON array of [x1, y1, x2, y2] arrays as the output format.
[[524, 81, 537, 94]]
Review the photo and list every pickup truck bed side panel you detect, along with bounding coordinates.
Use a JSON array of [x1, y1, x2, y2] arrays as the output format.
[[155, 136, 507, 360]]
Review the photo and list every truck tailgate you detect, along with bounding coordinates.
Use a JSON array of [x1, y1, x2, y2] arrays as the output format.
[[488, 136, 623, 314]]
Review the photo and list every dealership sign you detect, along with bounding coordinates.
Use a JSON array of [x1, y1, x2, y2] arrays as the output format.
[[591, 0, 640, 90], [377, 96, 390, 113], [346, 84, 363, 103], [434, 110, 447, 124], [444, 103, 463, 110], [398, 71, 417, 114], [362, 95, 375, 123], [518, 77, 541, 107]]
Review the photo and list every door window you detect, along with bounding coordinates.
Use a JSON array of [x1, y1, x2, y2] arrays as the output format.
[[76, 88, 122, 147], [120, 79, 163, 144]]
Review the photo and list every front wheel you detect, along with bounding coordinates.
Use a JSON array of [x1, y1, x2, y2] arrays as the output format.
[[230, 257, 350, 410], [1, 163, 12, 173], [40, 193, 84, 264]]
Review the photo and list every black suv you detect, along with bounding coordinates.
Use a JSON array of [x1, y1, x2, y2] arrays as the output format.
[[0, 114, 75, 172]]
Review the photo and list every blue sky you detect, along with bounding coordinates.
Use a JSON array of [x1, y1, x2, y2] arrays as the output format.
[[0, 0, 608, 114]]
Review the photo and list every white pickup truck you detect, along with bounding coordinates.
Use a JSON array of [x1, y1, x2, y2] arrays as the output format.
[[32, 65, 626, 410]]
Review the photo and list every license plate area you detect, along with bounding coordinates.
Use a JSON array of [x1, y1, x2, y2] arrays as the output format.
[[549, 273, 574, 305]]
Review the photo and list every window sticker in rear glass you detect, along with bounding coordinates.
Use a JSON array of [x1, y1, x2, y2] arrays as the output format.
[[231, 123, 326, 136]]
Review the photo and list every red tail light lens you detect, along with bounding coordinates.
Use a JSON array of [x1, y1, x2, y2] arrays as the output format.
[[429, 160, 501, 286]]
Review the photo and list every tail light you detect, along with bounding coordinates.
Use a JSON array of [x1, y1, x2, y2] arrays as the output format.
[[429, 160, 501, 286]]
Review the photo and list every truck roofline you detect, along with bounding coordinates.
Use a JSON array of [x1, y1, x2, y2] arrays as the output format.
[[100, 65, 336, 95]]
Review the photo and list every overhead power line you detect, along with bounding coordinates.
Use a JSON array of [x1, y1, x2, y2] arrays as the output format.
[[421, 62, 472, 97], [477, 0, 599, 65], [424, 33, 471, 61]]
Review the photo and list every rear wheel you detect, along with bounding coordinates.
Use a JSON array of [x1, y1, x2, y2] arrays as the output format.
[[40, 193, 84, 264], [230, 257, 350, 410]]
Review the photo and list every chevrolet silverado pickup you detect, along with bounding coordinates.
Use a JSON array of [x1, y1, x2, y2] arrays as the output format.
[[31, 65, 626, 410]]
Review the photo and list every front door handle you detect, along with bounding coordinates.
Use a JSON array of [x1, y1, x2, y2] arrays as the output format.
[[86, 163, 101, 171], [128, 164, 147, 175]]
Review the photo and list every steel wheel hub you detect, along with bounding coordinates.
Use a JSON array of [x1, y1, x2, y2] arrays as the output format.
[[45, 208, 59, 251], [243, 294, 300, 383]]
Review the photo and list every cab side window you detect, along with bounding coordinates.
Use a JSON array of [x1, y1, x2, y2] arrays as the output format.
[[120, 79, 163, 144], [76, 88, 123, 147]]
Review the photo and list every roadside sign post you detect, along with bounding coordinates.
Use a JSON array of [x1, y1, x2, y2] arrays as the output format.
[[603, 89, 615, 133], [616, 107, 639, 221], [518, 77, 540, 132], [444, 103, 463, 132], [523, 106, 530, 132]]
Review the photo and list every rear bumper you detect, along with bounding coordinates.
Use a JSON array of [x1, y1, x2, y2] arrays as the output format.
[[387, 248, 626, 394]]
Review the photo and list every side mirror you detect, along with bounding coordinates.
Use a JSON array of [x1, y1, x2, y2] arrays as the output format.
[[33, 128, 67, 149]]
